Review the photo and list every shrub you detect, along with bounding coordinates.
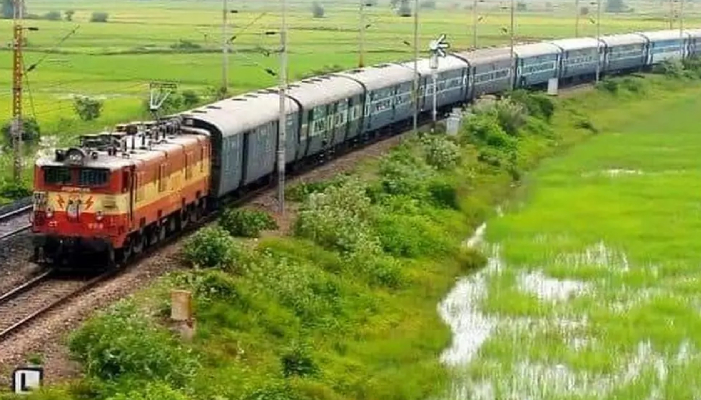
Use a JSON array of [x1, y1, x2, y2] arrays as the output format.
[[653, 59, 685, 78], [219, 208, 278, 238], [281, 341, 319, 378], [510, 90, 555, 121], [1, 117, 40, 144], [420, 134, 461, 170], [293, 178, 380, 254], [64, 10, 74, 21], [597, 78, 619, 94], [44, 10, 61, 21], [73, 96, 103, 121], [182, 226, 237, 269], [90, 11, 108, 22], [456, 246, 488, 273], [105, 382, 190, 400], [68, 301, 199, 386], [170, 40, 201, 51], [0, 181, 31, 199], [378, 147, 436, 198], [312, 1, 325, 18], [427, 179, 459, 209]]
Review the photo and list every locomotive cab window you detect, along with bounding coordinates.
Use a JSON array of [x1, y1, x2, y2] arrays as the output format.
[[78, 168, 109, 187], [43, 167, 71, 185]]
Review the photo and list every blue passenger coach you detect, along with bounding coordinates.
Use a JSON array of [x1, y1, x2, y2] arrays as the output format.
[[600, 33, 648, 75], [549, 37, 601, 81], [639, 30, 690, 65], [513, 42, 561, 87]]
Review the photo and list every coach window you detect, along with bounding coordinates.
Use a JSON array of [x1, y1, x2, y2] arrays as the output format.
[[43, 167, 71, 185]]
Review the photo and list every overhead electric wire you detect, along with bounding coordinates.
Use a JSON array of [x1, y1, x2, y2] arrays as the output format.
[[26, 25, 80, 73]]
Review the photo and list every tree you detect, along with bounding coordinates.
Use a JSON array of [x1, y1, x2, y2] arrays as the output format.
[[580, 6, 589, 15], [1, 117, 40, 144], [312, 1, 324, 18], [90, 11, 108, 22], [516, 1, 527, 11], [73, 96, 104, 121], [420, 0, 436, 9], [605, 0, 626, 12], [65, 10, 75, 21], [44, 10, 62, 21], [397, 0, 412, 16], [1, 0, 26, 19]]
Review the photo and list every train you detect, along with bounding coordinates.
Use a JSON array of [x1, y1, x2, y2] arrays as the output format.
[[30, 28, 700, 269]]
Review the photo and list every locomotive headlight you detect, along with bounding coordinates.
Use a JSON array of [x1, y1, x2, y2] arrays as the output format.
[[46, 207, 53, 218], [96, 210, 104, 221]]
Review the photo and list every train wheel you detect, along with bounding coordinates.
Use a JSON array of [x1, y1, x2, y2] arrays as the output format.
[[117, 237, 133, 264], [133, 233, 145, 254]]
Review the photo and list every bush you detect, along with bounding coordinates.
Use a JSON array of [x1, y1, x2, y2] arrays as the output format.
[[420, 0, 436, 9], [68, 301, 198, 387], [44, 10, 61, 21], [510, 90, 555, 121], [378, 147, 436, 198], [0, 181, 31, 199], [1, 117, 40, 144], [219, 208, 278, 238], [64, 10, 74, 21], [182, 226, 237, 269], [293, 178, 380, 254], [105, 382, 190, 400], [73, 96, 103, 121], [397, 0, 412, 16], [281, 341, 319, 378], [653, 59, 685, 78], [420, 133, 461, 170], [456, 246, 488, 273], [312, 1, 325, 18], [170, 40, 201, 51], [90, 11, 108, 22]]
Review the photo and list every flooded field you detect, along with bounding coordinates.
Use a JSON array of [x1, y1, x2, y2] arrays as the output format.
[[437, 85, 701, 399]]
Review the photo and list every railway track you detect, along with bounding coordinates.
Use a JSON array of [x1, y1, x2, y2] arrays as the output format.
[[0, 269, 113, 341], [0, 204, 32, 241]]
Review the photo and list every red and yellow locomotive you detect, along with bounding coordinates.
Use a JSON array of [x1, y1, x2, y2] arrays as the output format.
[[31, 119, 211, 268]]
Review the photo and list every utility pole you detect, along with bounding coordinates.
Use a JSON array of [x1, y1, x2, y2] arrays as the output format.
[[472, 0, 478, 48], [359, 0, 366, 68], [12, 0, 24, 184], [277, 0, 288, 214], [595, 0, 601, 83], [412, 0, 419, 135], [222, 0, 229, 94], [510, 0, 515, 87], [679, 0, 684, 57], [575, 0, 580, 37]]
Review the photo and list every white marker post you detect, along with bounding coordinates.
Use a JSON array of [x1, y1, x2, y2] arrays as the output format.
[[428, 34, 450, 132], [12, 367, 43, 394]]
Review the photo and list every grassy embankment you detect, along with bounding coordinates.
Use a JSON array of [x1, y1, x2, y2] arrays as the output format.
[[4, 61, 700, 399], [447, 62, 701, 398], [0, 0, 695, 194]]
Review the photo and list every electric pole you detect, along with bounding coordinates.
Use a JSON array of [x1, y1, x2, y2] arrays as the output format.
[[679, 0, 684, 57], [222, 0, 229, 94], [12, 0, 24, 184], [575, 0, 580, 37], [412, 0, 419, 135], [595, 0, 601, 83], [277, 0, 288, 214], [510, 0, 515, 87], [472, 0, 478, 48], [359, 0, 366, 68]]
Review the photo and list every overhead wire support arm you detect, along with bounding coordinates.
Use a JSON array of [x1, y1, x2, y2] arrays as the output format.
[[149, 82, 178, 117]]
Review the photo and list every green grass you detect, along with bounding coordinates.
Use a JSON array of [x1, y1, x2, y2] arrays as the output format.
[[448, 75, 701, 398]]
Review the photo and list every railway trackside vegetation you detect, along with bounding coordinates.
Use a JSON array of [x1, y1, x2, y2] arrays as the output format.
[[5, 66, 699, 400]]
